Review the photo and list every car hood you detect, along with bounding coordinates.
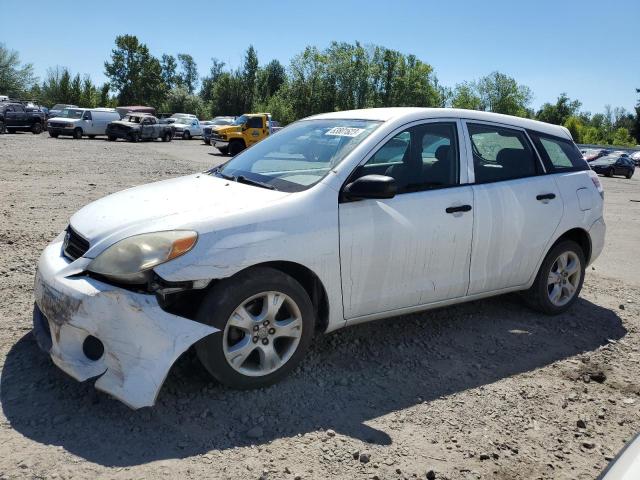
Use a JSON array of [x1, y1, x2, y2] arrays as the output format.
[[70, 173, 290, 257], [48, 117, 76, 123]]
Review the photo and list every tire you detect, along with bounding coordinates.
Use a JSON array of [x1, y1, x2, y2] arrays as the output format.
[[49, 131, 59, 138], [162, 131, 172, 142], [229, 140, 244, 156], [7, 128, 16, 134], [88, 135, 95, 139], [182, 130, 191, 140], [128, 132, 139, 143], [523, 240, 585, 315], [626, 171, 633, 179], [73, 128, 83, 140], [218, 146, 229, 155], [605, 169, 613, 177], [0, 121, 5, 134], [204, 138, 211, 145], [31, 122, 43, 134], [195, 267, 315, 389], [107, 135, 116, 142]]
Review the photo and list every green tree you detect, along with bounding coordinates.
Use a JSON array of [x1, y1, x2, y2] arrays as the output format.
[[162, 86, 205, 117], [70, 74, 82, 105], [161, 54, 178, 89], [0, 43, 36, 97], [104, 34, 166, 107], [536, 93, 581, 125], [200, 58, 226, 105], [451, 82, 482, 110], [242, 46, 259, 112], [563, 116, 583, 142], [475, 71, 532, 116], [612, 127, 633, 146], [177, 53, 198, 94], [256, 59, 286, 104], [98, 83, 111, 107]]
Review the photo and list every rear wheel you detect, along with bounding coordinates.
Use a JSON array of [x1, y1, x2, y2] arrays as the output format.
[[73, 128, 83, 139], [182, 130, 191, 140], [31, 122, 43, 134], [162, 131, 172, 142], [229, 140, 244, 156], [524, 240, 585, 315], [195, 267, 315, 389]]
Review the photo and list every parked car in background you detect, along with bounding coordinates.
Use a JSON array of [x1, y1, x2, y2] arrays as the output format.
[[211, 113, 280, 154], [611, 150, 630, 158], [32, 108, 605, 408], [48, 104, 78, 119], [630, 151, 640, 166], [171, 115, 202, 140], [202, 116, 235, 145], [0, 101, 46, 134], [583, 148, 610, 162], [47, 108, 120, 139], [0, 95, 9, 102], [590, 155, 635, 178], [106, 113, 174, 142]]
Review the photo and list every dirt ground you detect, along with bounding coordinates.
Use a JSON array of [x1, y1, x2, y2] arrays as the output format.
[[0, 132, 638, 480]]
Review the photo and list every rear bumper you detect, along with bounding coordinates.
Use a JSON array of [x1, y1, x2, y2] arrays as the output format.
[[33, 237, 217, 409]]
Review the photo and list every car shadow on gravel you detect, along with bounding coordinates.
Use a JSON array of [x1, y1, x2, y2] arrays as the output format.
[[1, 295, 626, 467]]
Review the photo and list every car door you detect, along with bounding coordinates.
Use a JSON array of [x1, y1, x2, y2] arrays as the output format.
[[339, 120, 474, 320], [81, 110, 95, 135], [140, 117, 153, 139], [245, 116, 264, 146], [463, 121, 562, 295]]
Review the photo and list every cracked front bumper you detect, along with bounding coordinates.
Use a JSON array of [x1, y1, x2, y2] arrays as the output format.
[[33, 238, 217, 409]]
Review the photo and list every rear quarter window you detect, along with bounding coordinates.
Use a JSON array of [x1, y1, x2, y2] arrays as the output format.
[[528, 131, 589, 173]]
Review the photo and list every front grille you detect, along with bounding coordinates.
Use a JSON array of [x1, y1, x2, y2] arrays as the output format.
[[203, 127, 212, 135], [49, 122, 68, 129], [63, 226, 90, 261]]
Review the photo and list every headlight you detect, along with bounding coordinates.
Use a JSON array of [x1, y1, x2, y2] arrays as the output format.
[[87, 231, 197, 283]]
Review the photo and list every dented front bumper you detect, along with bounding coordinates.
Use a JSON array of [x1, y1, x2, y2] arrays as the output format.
[[32, 239, 217, 409]]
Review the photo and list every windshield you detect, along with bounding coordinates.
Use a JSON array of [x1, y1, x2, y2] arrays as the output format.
[[213, 119, 233, 125], [60, 109, 84, 119], [214, 119, 381, 192], [174, 117, 192, 125], [125, 115, 142, 123], [232, 115, 249, 126]]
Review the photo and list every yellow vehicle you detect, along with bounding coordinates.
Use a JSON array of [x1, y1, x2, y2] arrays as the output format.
[[210, 113, 281, 155]]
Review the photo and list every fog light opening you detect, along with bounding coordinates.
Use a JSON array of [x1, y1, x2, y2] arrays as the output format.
[[82, 335, 104, 361]]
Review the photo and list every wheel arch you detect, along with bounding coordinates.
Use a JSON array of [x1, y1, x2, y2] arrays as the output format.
[[550, 227, 592, 264]]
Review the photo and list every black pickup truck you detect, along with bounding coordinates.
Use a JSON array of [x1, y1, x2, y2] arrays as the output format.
[[0, 102, 46, 134], [106, 113, 174, 142]]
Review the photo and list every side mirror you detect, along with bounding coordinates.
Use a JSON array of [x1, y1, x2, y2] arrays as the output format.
[[342, 174, 397, 201]]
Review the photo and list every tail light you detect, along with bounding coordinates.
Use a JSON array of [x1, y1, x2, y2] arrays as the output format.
[[587, 169, 604, 199]]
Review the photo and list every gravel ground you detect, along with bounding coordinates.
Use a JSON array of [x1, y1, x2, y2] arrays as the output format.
[[0, 132, 638, 480]]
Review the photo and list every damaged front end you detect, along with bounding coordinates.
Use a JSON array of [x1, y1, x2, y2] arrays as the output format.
[[32, 237, 218, 409]]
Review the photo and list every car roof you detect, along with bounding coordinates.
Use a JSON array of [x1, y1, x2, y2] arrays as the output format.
[[307, 107, 572, 139]]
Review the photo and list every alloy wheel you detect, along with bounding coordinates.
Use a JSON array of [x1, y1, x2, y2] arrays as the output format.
[[547, 251, 581, 307]]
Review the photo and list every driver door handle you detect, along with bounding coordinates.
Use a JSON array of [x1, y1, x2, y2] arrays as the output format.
[[445, 204, 472, 214], [536, 193, 556, 201]]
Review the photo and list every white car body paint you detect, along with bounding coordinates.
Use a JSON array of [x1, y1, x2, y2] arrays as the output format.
[[33, 108, 605, 408]]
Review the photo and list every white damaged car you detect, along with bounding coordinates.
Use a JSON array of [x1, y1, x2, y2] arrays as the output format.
[[33, 108, 606, 408]]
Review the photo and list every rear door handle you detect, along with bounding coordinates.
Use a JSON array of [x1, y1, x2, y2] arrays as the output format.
[[536, 193, 556, 201], [446, 204, 472, 214]]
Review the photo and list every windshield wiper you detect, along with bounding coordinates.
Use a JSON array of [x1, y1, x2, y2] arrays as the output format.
[[236, 175, 276, 190], [212, 167, 236, 181]]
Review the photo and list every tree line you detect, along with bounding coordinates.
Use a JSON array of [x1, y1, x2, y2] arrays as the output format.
[[1, 37, 638, 146]]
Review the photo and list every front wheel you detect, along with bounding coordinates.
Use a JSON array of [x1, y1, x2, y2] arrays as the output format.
[[31, 122, 43, 134], [73, 128, 83, 140], [228, 140, 244, 156], [182, 130, 191, 140], [524, 240, 585, 315], [195, 267, 315, 389], [605, 169, 613, 177], [626, 171, 633, 179], [162, 131, 172, 142], [217, 146, 229, 155]]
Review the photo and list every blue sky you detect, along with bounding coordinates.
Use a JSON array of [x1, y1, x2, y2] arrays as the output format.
[[3, 0, 639, 113]]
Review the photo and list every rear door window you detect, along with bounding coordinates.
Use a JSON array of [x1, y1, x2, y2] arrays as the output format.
[[528, 131, 589, 172], [467, 123, 539, 183]]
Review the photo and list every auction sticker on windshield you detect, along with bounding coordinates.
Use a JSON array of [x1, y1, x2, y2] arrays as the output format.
[[325, 127, 365, 137]]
